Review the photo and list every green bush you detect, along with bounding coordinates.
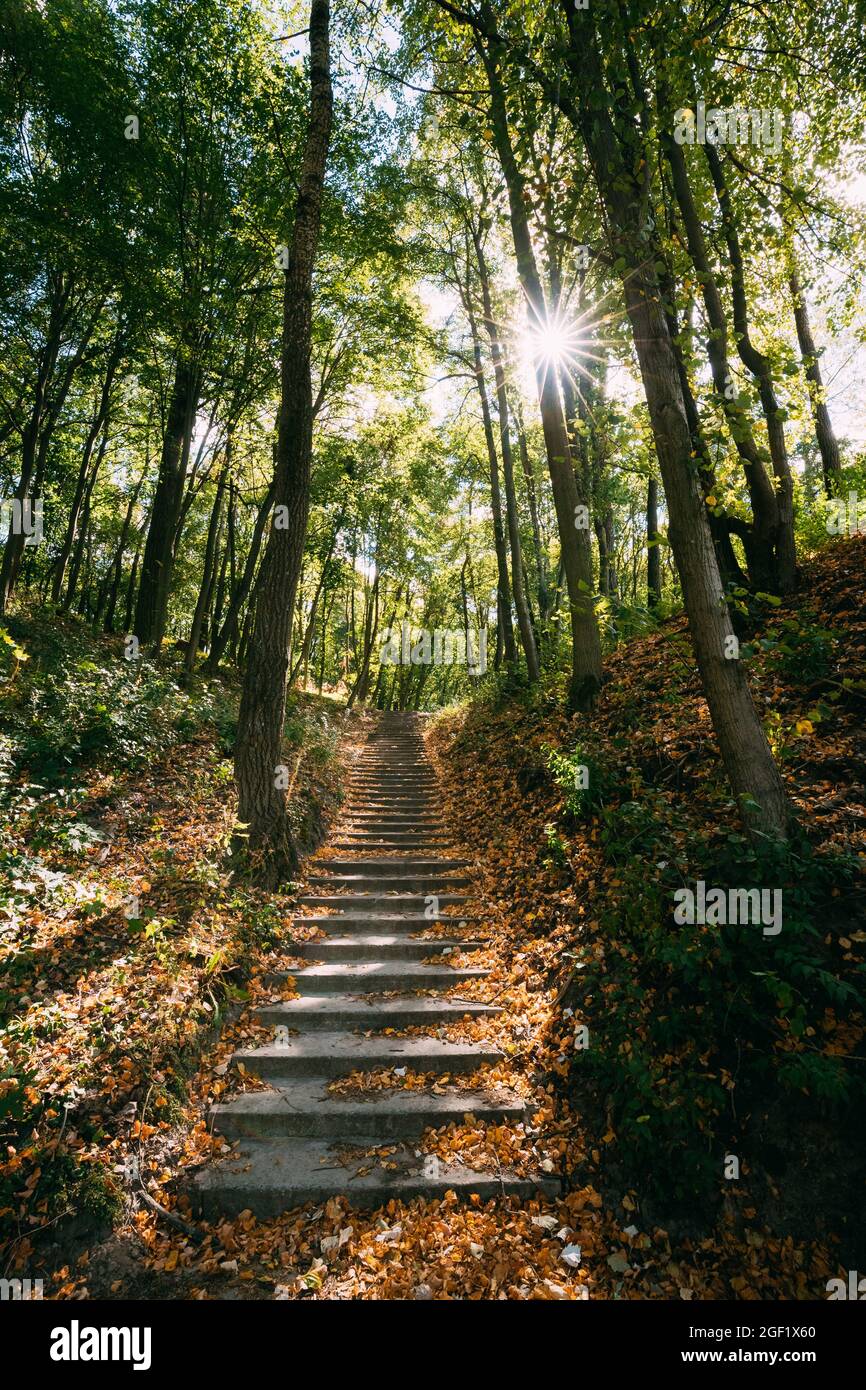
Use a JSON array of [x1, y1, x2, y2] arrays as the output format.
[[567, 805, 863, 1203], [0, 615, 237, 785]]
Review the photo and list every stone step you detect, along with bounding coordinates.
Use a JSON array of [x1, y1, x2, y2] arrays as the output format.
[[354, 751, 427, 757], [208, 1079, 525, 1138], [342, 823, 446, 831], [350, 771, 436, 779], [349, 788, 437, 796], [253, 993, 501, 1029], [333, 828, 450, 839], [196, 712, 547, 1217], [352, 768, 431, 774], [305, 874, 471, 893], [193, 1139, 555, 1218], [313, 858, 468, 872], [341, 821, 447, 832], [347, 786, 436, 794], [298, 893, 472, 911], [283, 936, 484, 961], [232, 1034, 502, 1080], [275, 961, 490, 993], [347, 790, 437, 796], [291, 914, 480, 931], [331, 837, 451, 849]]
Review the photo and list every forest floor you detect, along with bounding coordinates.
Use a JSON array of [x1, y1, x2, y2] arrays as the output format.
[[1, 537, 864, 1300]]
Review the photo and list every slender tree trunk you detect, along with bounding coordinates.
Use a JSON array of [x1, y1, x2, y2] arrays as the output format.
[[289, 507, 343, 686], [787, 262, 842, 498], [233, 0, 333, 885], [461, 275, 516, 666], [63, 429, 109, 611], [347, 571, 380, 709], [52, 334, 122, 603], [704, 145, 796, 591], [133, 355, 200, 648], [205, 480, 275, 671], [103, 472, 145, 633], [513, 396, 549, 619], [655, 235, 748, 590], [481, 37, 602, 708], [662, 133, 781, 591], [317, 584, 338, 693], [551, 6, 789, 837], [185, 458, 228, 674], [647, 477, 661, 608], [0, 279, 78, 613], [472, 226, 540, 680]]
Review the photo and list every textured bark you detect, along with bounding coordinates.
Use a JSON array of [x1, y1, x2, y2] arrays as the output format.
[[233, 0, 333, 885], [539, 1, 790, 836], [133, 356, 201, 647]]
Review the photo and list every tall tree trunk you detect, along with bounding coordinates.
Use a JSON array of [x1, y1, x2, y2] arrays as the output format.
[[63, 429, 109, 611], [551, 5, 789, 837], [52, 333, 122, 603], [480, 36, 602, 708], [647, 477, 661, 609], [233, 0, 333, 885], [787, 261, 842, 498], [288, 507, 343, 686], [103, 471, 146, 633], [0, 279, 99, 613], [133, 355, 200, 648], [472, 225, 540, 680], [704, 145, 796, 591], [347, 571, 380, 709], [655, 233, 748, 590], [123, 544, 141, 635], [513, 396, 549, 619], [662, 133, 781, 591], [185, 457, 228, 674], [461, 273, 516, 666], [204, 480, 275, 671]]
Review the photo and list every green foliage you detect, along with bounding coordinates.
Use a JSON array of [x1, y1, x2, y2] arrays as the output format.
[[0, 614, 237, 786], [747, 611, 839, 684], [544, 741, 611, 820], [569, 808, 864, 1203]]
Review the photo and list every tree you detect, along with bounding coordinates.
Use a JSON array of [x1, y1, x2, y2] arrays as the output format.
[[233, 0, 333, 885]]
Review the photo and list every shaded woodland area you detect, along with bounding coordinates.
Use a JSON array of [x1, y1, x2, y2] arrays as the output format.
[[1, 0, 865, 1317]]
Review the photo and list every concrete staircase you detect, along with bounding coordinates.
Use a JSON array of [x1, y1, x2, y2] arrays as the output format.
[[194, 712, 555, 1216]]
